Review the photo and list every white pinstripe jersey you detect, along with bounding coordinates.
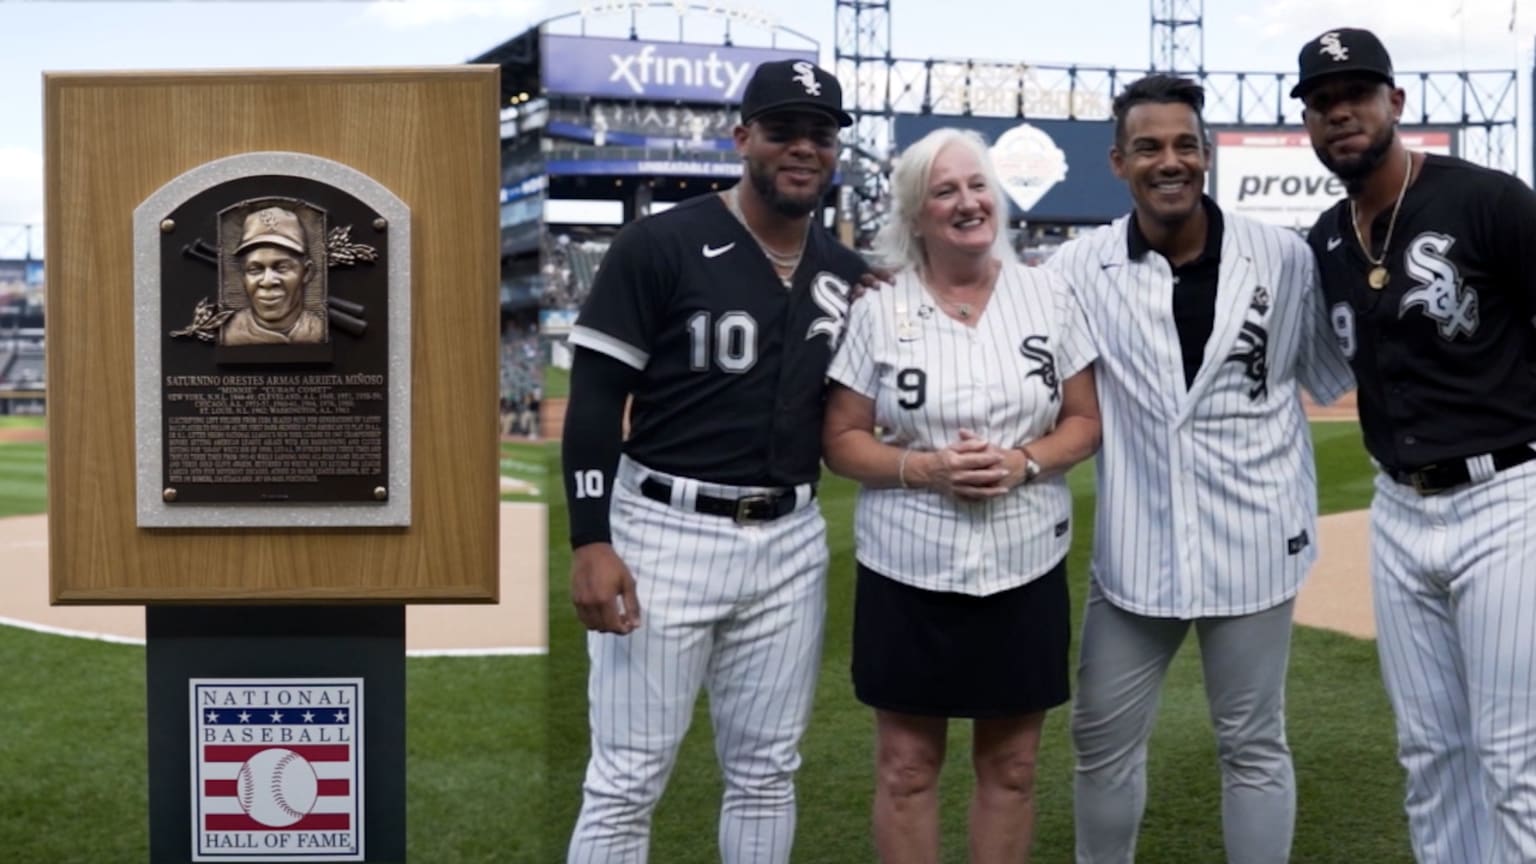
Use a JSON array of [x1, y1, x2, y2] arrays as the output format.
[[827, 259, 1096, 596], [1047, 210, 1354, 618]]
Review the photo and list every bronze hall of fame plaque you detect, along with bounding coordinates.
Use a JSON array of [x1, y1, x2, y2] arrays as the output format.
[[135, 153, 412, 528]]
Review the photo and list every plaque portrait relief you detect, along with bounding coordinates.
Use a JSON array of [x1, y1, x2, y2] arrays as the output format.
[[220, 202, 329, 347], [135, 152, 411, 528]]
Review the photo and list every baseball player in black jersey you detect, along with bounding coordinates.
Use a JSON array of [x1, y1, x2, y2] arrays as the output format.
[[1297, 28, 1536, 862], [561, 59, 867, 863]]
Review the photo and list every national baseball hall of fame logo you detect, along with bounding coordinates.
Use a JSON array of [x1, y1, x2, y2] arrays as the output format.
[[191, 679, 363, 862]]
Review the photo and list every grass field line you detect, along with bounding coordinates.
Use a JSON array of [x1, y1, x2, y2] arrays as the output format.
[[0, 503, 549, 654], [0, 614, 549, 658], [0, 613, 147, 646], [407, 646, 549, 657]]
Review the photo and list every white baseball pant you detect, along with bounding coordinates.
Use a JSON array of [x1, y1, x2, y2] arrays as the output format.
[[1071, 582, 1297, 864], [566, 455, 828, 864], [1370, 456, 1536, 863]]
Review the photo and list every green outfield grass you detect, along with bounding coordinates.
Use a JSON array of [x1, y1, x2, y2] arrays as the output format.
[[547, 421, 1413, 863], [0, 442, 44, 517], [0, 436, 549, 863], [0, 415, 45, 429], [0, 628, 544, 863], [543, 365, 570, 400]]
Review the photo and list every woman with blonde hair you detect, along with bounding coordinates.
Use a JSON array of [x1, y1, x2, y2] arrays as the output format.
[[823, 127, 1101, 862]]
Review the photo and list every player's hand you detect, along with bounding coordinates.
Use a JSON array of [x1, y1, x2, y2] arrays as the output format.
[[570, 542, 642, 635], [850, 267, 895, 301], [916, 429, 1009, 500], [964, 433, 1035, 494]]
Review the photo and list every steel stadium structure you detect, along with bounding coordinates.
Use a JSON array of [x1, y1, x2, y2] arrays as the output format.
[[833, 0, 1519, 245]]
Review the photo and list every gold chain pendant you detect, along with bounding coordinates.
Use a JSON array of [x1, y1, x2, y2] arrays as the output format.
[[1368, 266, 1389, 290]]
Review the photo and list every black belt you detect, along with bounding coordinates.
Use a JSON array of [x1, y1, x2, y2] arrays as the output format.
[[639, 476, 812, 524], [1386, 443, 1536, 495]]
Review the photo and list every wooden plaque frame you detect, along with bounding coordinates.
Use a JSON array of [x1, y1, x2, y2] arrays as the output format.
[[45, 68, 502, 603]]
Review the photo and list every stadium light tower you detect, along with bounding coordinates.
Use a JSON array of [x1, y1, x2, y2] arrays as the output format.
[[834, 0, 893, 244], [0, 223, 40, 261], [1150, 0, 1204, 73]]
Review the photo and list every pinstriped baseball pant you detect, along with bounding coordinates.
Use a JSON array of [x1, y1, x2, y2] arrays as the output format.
[[567, 456, 828, 864], [1370, 459, 1536, 864], [1071, 582, 1296, 864]]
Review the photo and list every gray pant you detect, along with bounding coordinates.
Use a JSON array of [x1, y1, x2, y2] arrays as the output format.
[[1071, 582, 1296, 864]]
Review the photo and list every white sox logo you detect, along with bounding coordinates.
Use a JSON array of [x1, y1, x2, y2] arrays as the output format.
[[1020, 335, 1059, 401], [1319, 32, 1349, 61], [1400, 231, 1479, 340], [807, 271, 851, 348], [1226, 284, 1271, 401], [791, 61, 821, 95]]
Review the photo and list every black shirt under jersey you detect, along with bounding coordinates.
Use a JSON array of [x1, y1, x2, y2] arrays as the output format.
[[1128, 196, 1224, 389], [1307, 153, 1536, 471], [569, 193, 870, 486]]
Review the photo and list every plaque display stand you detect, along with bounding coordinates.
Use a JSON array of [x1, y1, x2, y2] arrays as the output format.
[[44, 68, 501, 863], [147, 608, 405, 864]]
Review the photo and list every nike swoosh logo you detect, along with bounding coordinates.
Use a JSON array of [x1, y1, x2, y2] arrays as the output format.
[[1326, 236, 1343, 251], [702, 242, 735, 258]]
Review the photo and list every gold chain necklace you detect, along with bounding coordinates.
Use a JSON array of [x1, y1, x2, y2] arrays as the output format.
[[1350, 151, 1412, 291], [724, 188, 808, 283]]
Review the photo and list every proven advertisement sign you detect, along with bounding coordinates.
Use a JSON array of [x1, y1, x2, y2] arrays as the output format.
[[1213, 128, 1454, 229], [541, 34, 814, 103]]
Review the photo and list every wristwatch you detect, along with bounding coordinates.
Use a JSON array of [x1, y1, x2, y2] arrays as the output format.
[[1021, 448, 1042, 484]]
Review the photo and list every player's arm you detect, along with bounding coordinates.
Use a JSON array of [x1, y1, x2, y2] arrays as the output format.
[[822, 385, 912, 490], [1296, 243, 1354, 405], [1489, 176, 1536, 317], [560, 220, 668, 635], [1008, 366, 1101, 482], [563, 348, 643, 634], [998, 266, 1102, 484]]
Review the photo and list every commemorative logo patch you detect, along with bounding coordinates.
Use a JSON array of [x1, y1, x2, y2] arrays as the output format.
[[191, 679, 363, 862]]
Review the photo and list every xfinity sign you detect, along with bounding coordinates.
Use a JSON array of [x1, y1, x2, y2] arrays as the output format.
[[542, 34, 815, 103]]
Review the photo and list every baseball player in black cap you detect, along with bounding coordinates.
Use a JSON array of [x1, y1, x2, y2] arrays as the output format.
[[1296, 27, 1536, 862], [561, 57, 867, 863]]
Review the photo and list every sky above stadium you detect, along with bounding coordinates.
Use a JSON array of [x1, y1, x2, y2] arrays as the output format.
[[0, 0, 1530, 254]]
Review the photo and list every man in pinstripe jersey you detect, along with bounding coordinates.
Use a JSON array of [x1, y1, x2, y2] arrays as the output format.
[[1297, 28, 1536, 862], [559, 60, 868, 863], [1045, 74, 1354, 863]]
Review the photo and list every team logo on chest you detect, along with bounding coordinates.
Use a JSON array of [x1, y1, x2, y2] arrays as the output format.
[[1020, 335, 1059, 401], [806, 271, 852, 349], [1399, 231, 1478, 340], [1225, 283, 1271, 402]]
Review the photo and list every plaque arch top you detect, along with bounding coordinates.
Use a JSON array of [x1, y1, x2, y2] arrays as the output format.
[[134, 151, 412, 528]]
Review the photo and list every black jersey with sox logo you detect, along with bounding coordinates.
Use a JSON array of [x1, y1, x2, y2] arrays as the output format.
[[569, 193, 869, 486], [1307, 153, 1536, 472]]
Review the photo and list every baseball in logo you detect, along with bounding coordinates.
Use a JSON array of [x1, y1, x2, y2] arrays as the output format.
[[192, 679, 363, 862], [988, 123, 1069, 214]]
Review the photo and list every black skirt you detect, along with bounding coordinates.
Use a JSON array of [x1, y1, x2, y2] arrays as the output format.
[[851, 558, 1070, 718]]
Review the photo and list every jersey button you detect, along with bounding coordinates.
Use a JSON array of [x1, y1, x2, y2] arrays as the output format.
[[1403, 435, 1417, 445]]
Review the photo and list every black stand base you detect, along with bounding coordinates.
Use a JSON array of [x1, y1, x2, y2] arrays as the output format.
[[146, 606, 405, 863]]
